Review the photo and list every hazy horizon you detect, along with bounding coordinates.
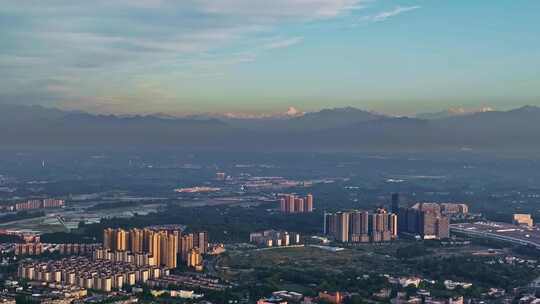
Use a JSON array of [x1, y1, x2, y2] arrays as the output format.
[[1, 102, 530, 119]]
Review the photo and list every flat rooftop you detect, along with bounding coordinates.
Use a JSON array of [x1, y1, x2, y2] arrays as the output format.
[[451, 222, 540, 248]]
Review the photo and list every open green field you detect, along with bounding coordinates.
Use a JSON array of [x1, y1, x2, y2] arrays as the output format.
[[224, 245, 401, 276], [219, 241, 503, 280], [215, 243, 418, 298], [213, 239, 540, 301]]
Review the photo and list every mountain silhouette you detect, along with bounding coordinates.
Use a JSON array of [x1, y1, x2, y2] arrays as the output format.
[[1, 104, 540, 153]]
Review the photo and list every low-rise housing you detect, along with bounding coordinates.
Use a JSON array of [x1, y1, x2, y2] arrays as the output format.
[[443, 280, 472, 290]]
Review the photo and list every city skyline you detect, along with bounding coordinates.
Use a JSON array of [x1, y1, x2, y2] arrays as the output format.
[[1, 1, 539, 116], [3, 148, 540, 303]]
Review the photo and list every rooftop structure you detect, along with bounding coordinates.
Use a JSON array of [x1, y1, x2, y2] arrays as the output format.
[[250, 230, 301, 247], [514, 214, 534, 227], [451, 221, 540, 248], [174, 187, 221, 193]]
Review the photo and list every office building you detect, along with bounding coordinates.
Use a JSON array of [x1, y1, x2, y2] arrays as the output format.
[[513, 213, 534, 227], [391, 193, 400, 214], [440, 203, 469, 215], [399, 203, 450, 239], [411, 202, 441, 216]]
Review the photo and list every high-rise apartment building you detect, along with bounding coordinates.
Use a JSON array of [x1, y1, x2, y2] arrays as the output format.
[[159, 231, 179, 268], [350, 211, 369, 235], [349, 211, 370, 243], [324, 212, 336, 237], [390, 214, 398, 237], [295, 198, 305, 213], [336, 212, 350, 242], [180, 233, 194, 261], [286, 195, 295, 213], [101, 227, 190, 269], [103, 228, 114, 250], [150, 232, 161, 266], [325, 209, 397, 243], [130, 228, 144, 254], [115, 229, 128, 252], [326, 212, 347, 242], [193, 231, 208, 254], [15, 243, 43, 256], [187, 248, 202, 269], [280, 194, 314, 213], [306, 194, 314, 212]]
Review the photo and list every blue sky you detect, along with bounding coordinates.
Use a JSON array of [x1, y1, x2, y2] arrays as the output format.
[[1, 0, 539, 116]]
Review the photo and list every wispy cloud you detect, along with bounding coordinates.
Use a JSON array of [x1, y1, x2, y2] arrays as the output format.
[[0, 0, 367, 113], [263, 37, 304, 50], [197, 0, 365, 20], [363, 5, 421, 23]]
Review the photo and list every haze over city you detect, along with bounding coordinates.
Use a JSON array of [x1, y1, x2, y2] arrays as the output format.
[[3, 2, 540, 304]]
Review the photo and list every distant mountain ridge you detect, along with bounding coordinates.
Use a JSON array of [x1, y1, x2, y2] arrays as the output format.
[[1, 104, 540, 152], [219, 107, 386, 131], [416, 107, 494, 120], [290, 107, 385, 130]]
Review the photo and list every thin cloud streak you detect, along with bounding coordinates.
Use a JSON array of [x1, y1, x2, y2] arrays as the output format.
[[263, 37, 304, 50], [0, 0, 367, 112], [364, 5, 421, 23]]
